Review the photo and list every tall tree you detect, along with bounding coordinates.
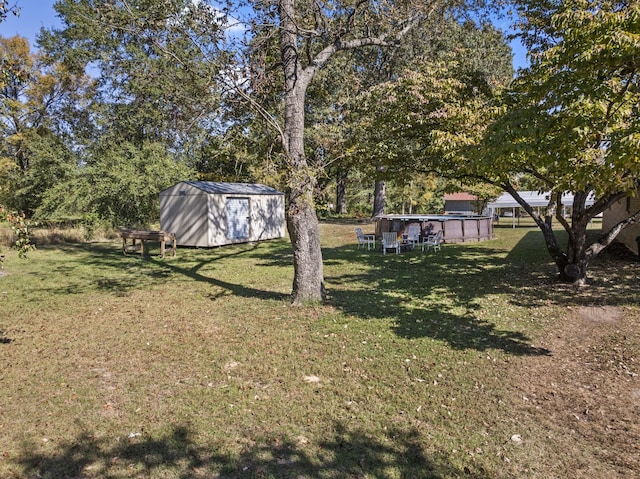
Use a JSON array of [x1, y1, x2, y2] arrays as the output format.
[[347, 21, 512, 217], [371, 0, 640, 284], [41, 0, 228, 148], [36, 0, 233, 225], [0, 35, 92, 214], [244, 0, 504, 303], [344, 20, 512, 219], [477, 0, 640, 283]]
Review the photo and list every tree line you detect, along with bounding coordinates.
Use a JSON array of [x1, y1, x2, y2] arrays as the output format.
[[1, 0, 639, 300]]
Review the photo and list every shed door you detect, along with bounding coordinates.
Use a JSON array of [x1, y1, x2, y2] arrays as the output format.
[[226, 198, 250, 240]]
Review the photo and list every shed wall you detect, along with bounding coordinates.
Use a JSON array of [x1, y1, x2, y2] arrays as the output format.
[[208, 193, 228, 246], [602, 195, 640, 255], [250, 194, 286, 241], [205, 194, 286, 246], [159, 192, 210, 247]]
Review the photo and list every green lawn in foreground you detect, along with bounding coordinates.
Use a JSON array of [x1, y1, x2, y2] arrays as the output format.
[[0, 221, 638, 478]]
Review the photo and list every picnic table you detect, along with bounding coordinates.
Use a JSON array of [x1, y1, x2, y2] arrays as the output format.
[[119, 228, 176, 258]]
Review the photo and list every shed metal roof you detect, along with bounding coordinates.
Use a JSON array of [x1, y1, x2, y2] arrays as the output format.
[[487, 191, 595, 209], [184, 181, 284, 195]]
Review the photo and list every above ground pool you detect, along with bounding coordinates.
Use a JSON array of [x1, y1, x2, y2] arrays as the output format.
[[374, 214, 494, 243]]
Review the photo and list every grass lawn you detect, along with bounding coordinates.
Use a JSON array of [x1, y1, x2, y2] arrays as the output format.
[[0, 220, 638, 478]]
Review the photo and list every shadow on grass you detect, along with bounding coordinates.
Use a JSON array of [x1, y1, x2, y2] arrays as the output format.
[[320, 228, 638, 355], [29, 229, 638, 357], [392, 306, 550, 356], [33, 241, 292, 301], [503, 229, 640, 308], [319, 238, 553, 356], [26, 243, 170, 296], [16, 423, 488, 479], [147, 254, 290, 302]]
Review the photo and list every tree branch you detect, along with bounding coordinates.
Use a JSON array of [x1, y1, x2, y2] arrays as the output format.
[[587, 207, 640, 259]]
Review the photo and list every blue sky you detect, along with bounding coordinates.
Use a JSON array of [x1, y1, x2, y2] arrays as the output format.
[[1, 1, 61, 43], [1, 0, 528, 70]]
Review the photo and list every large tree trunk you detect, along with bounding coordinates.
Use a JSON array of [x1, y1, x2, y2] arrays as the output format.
[[553, 192, 605, 284], [280, 0, 325, 304], [560, 204, 591, 283], [335, 169, 348, 214], [275, 0, 428, 302], [550, 222, 590, 284], [287, 194, 326, 303], [372, 179, 386, 217]]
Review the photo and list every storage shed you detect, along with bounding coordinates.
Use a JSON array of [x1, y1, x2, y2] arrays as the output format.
[[159, 181, 286, 247]]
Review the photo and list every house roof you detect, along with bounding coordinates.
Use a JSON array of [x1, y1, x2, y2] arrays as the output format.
[[444, 192, 478, 201], [487, 191, 596, 209], [184, 181, 284, 195]]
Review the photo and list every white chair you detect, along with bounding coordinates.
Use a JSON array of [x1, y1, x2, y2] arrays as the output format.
[[421, 229, 443, 252], [355, 227, 376, 250], [382, 232, 400, 255], [405, 224, 421, 250]]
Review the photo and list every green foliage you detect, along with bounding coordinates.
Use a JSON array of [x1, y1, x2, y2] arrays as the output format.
[[0, 206, 35, 258], [487, 0, 640, 198], [384, 175, 445, 214], [2, 131, 77, 214], [0, 35, 94, 215], [195, 128, 266, 184], [41, 0, 228, 149], [346, 21, 513, 184], [38, 140, 193, 228]]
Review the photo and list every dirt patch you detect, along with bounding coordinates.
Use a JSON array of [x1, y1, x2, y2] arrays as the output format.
[[508, 305, 640, 477], [576, 305, 622, 323]]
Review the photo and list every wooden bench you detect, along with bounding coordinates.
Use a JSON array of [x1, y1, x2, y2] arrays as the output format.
[[119, 229, 176, 258]]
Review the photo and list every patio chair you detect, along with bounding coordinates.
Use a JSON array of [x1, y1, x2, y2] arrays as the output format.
[[421, 229, 443, 252], [355, 227, 376, 250], [382, 232, 400, 255], [405, 224, 421, 249]]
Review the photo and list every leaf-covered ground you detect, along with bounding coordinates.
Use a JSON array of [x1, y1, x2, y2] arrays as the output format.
[[0, 221, 638, 478]]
